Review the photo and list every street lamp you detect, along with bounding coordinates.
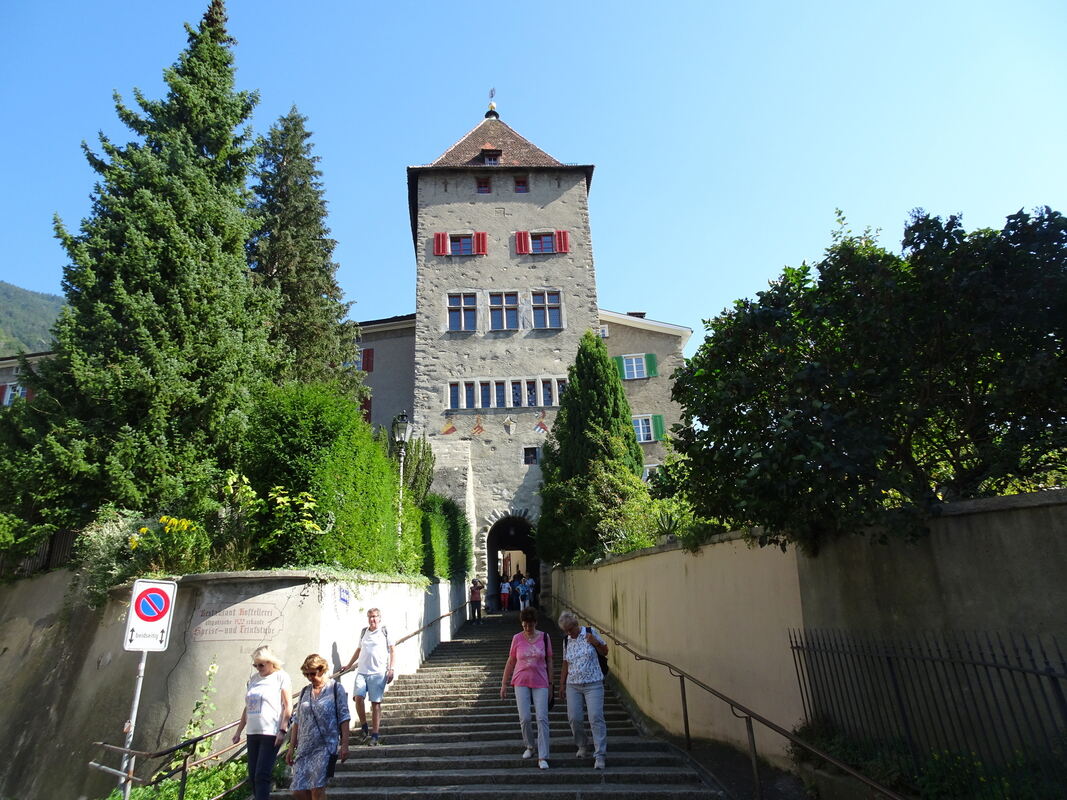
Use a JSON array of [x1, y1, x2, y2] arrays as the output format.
[[392, 411, 412, 538]]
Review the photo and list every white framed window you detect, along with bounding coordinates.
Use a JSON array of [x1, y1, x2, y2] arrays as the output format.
[[531, 291, 562, 329], [642, 464, 661, 482], [632, 415, 654, 443], [615, 353, 658, 380], [622, 354, 647, 380], [443, 375, 568, 409], [597, 325, 609, 338], [490, 292, 519, 330], [2, 383, 26, 406], [447, 293, 477, 331]]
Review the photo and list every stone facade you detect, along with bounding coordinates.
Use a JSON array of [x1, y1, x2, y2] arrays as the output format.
[[360, 112, 690, 583]]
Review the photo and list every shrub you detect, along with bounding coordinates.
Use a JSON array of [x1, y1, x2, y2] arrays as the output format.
[[241, 382, 406, 571]]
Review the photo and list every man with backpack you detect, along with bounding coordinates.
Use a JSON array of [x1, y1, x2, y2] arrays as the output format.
[[342, 608, 395, 745]]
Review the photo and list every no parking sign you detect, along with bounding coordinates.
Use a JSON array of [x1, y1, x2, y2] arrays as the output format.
[[124, 579, 177, 652]]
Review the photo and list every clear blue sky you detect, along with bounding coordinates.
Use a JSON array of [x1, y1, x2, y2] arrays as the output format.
[[2, 0, 1064, 355]]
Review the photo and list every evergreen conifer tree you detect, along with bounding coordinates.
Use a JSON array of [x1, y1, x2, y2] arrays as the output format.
[[0, 0, 275, 544], [249, 107, 361, 392], [537, 330, 648, 564]]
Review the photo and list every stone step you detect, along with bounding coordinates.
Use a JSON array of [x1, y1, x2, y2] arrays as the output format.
[[338, 736, 671, 759], [385, 703, 628, 715], [339, 752, 686, 770], [345, 725, 634, 745], [272, 786, 724, 799], [376, 720, 638, 736], [326, 767, 706, 787], [277, 621, 724, 800]]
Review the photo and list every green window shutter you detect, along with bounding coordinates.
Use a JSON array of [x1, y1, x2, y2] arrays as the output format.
[[644, 353, 658, 377], [652, 414, 665, 441], [613, 356, 625, 380]]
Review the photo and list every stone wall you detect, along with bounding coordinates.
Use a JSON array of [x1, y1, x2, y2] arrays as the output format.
[[0, 570, 466, 800], [550, 490, 1067, 768]]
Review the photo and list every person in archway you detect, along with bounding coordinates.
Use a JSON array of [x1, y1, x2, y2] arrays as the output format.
[[517, 575, 530, 611], [500, 607, 554, 769], [469, 577, 484, 624], [499, 578, 511, 614], [525, 575, 538, 608], [559, 610, 609, 770], [341, 608, 395, 745]]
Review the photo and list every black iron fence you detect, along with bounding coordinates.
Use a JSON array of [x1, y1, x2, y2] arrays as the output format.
[[790, 628, 1067, 798]]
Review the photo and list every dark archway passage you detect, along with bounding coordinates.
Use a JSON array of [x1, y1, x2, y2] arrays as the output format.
[[485, 516, 540, 611]]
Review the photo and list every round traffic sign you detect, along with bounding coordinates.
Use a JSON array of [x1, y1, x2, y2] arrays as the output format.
[[134, 588, 171, 622]]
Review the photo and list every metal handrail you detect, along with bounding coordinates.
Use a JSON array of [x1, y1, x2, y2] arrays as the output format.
[[558, 599, 906, 800], [91, 597, 471, 798]]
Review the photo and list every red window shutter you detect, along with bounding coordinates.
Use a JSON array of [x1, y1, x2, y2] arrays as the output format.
[[433, 232, 449, 256], [24, 387, 35, 402], [362, 348, 374, 372], [360, 396, 372, 423], [515, 230, 531, 255], [473, 231, 488, 255], [555, 230, 570, 253]]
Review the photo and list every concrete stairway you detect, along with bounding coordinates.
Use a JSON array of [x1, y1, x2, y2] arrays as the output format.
[[285, 614, 726, 799]]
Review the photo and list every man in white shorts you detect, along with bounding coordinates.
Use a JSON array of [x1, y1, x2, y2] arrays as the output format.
[[342, 608, 395, 745]]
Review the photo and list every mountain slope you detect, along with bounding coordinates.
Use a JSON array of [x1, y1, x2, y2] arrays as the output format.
[[0, 281, 63, 355]]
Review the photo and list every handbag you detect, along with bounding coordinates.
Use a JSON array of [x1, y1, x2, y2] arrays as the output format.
[[543, 631, 556, 710]]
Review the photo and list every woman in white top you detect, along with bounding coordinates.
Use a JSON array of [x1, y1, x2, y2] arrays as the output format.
[[232, 646, 293, 800], [558, 610, 609, 770]]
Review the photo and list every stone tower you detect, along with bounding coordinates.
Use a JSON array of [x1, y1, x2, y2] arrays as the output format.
[[407, 108, 598, 586]]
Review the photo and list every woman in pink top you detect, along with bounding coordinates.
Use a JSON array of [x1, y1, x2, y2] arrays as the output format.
[[499, 607, 554, 769]]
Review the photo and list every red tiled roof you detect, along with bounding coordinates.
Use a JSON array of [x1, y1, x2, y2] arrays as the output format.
[[426, 118, 564, 168]]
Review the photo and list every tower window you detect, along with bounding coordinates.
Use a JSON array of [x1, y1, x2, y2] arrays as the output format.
[[532, 291, 562, 329], [449, 383, 460, 409], [481, 149, 501, 165], [476, 177, 491, 194], [450, 235, 473, 256], [516, 229, 570, 255], [514, 176, 529, 193], [523, 447, 540, 465], [490, 292, 519, 330], [435, 232, 488, 256], [531, 233, 554, 254], [447, 293, 477, 331]]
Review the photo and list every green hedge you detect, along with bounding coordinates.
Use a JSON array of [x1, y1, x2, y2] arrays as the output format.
[[241, 382, 406, 572]]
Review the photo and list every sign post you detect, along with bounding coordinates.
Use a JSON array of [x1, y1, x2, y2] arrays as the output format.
[[119, 579, 177, 799]]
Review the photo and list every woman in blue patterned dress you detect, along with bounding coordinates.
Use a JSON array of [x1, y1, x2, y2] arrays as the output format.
[[286, 654, 350, 799]]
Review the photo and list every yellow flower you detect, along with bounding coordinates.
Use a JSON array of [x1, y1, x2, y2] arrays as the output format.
[[128, 535, 140, 550]]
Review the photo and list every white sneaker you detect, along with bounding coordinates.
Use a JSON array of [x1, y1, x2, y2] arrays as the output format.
[[594, 757, 606, 770], [538, 759, 549, 770], [522, 748, 533, 759], [575, 747, 589, 758]]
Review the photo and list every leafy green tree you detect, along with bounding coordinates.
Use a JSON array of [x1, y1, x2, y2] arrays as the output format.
[[671, 208, 1067, 553], [537, 330, 650, 564], [0, 0, 275, 549], [249, 107, 361, 392]]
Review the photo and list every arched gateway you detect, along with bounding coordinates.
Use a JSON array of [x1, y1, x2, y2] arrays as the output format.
[[484, 514, 541, 611]]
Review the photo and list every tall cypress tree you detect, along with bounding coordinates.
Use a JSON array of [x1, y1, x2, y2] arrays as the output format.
[[537, 330, 648, 564], [0, 0, 275, 543], [249, 107, 361, 392]]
